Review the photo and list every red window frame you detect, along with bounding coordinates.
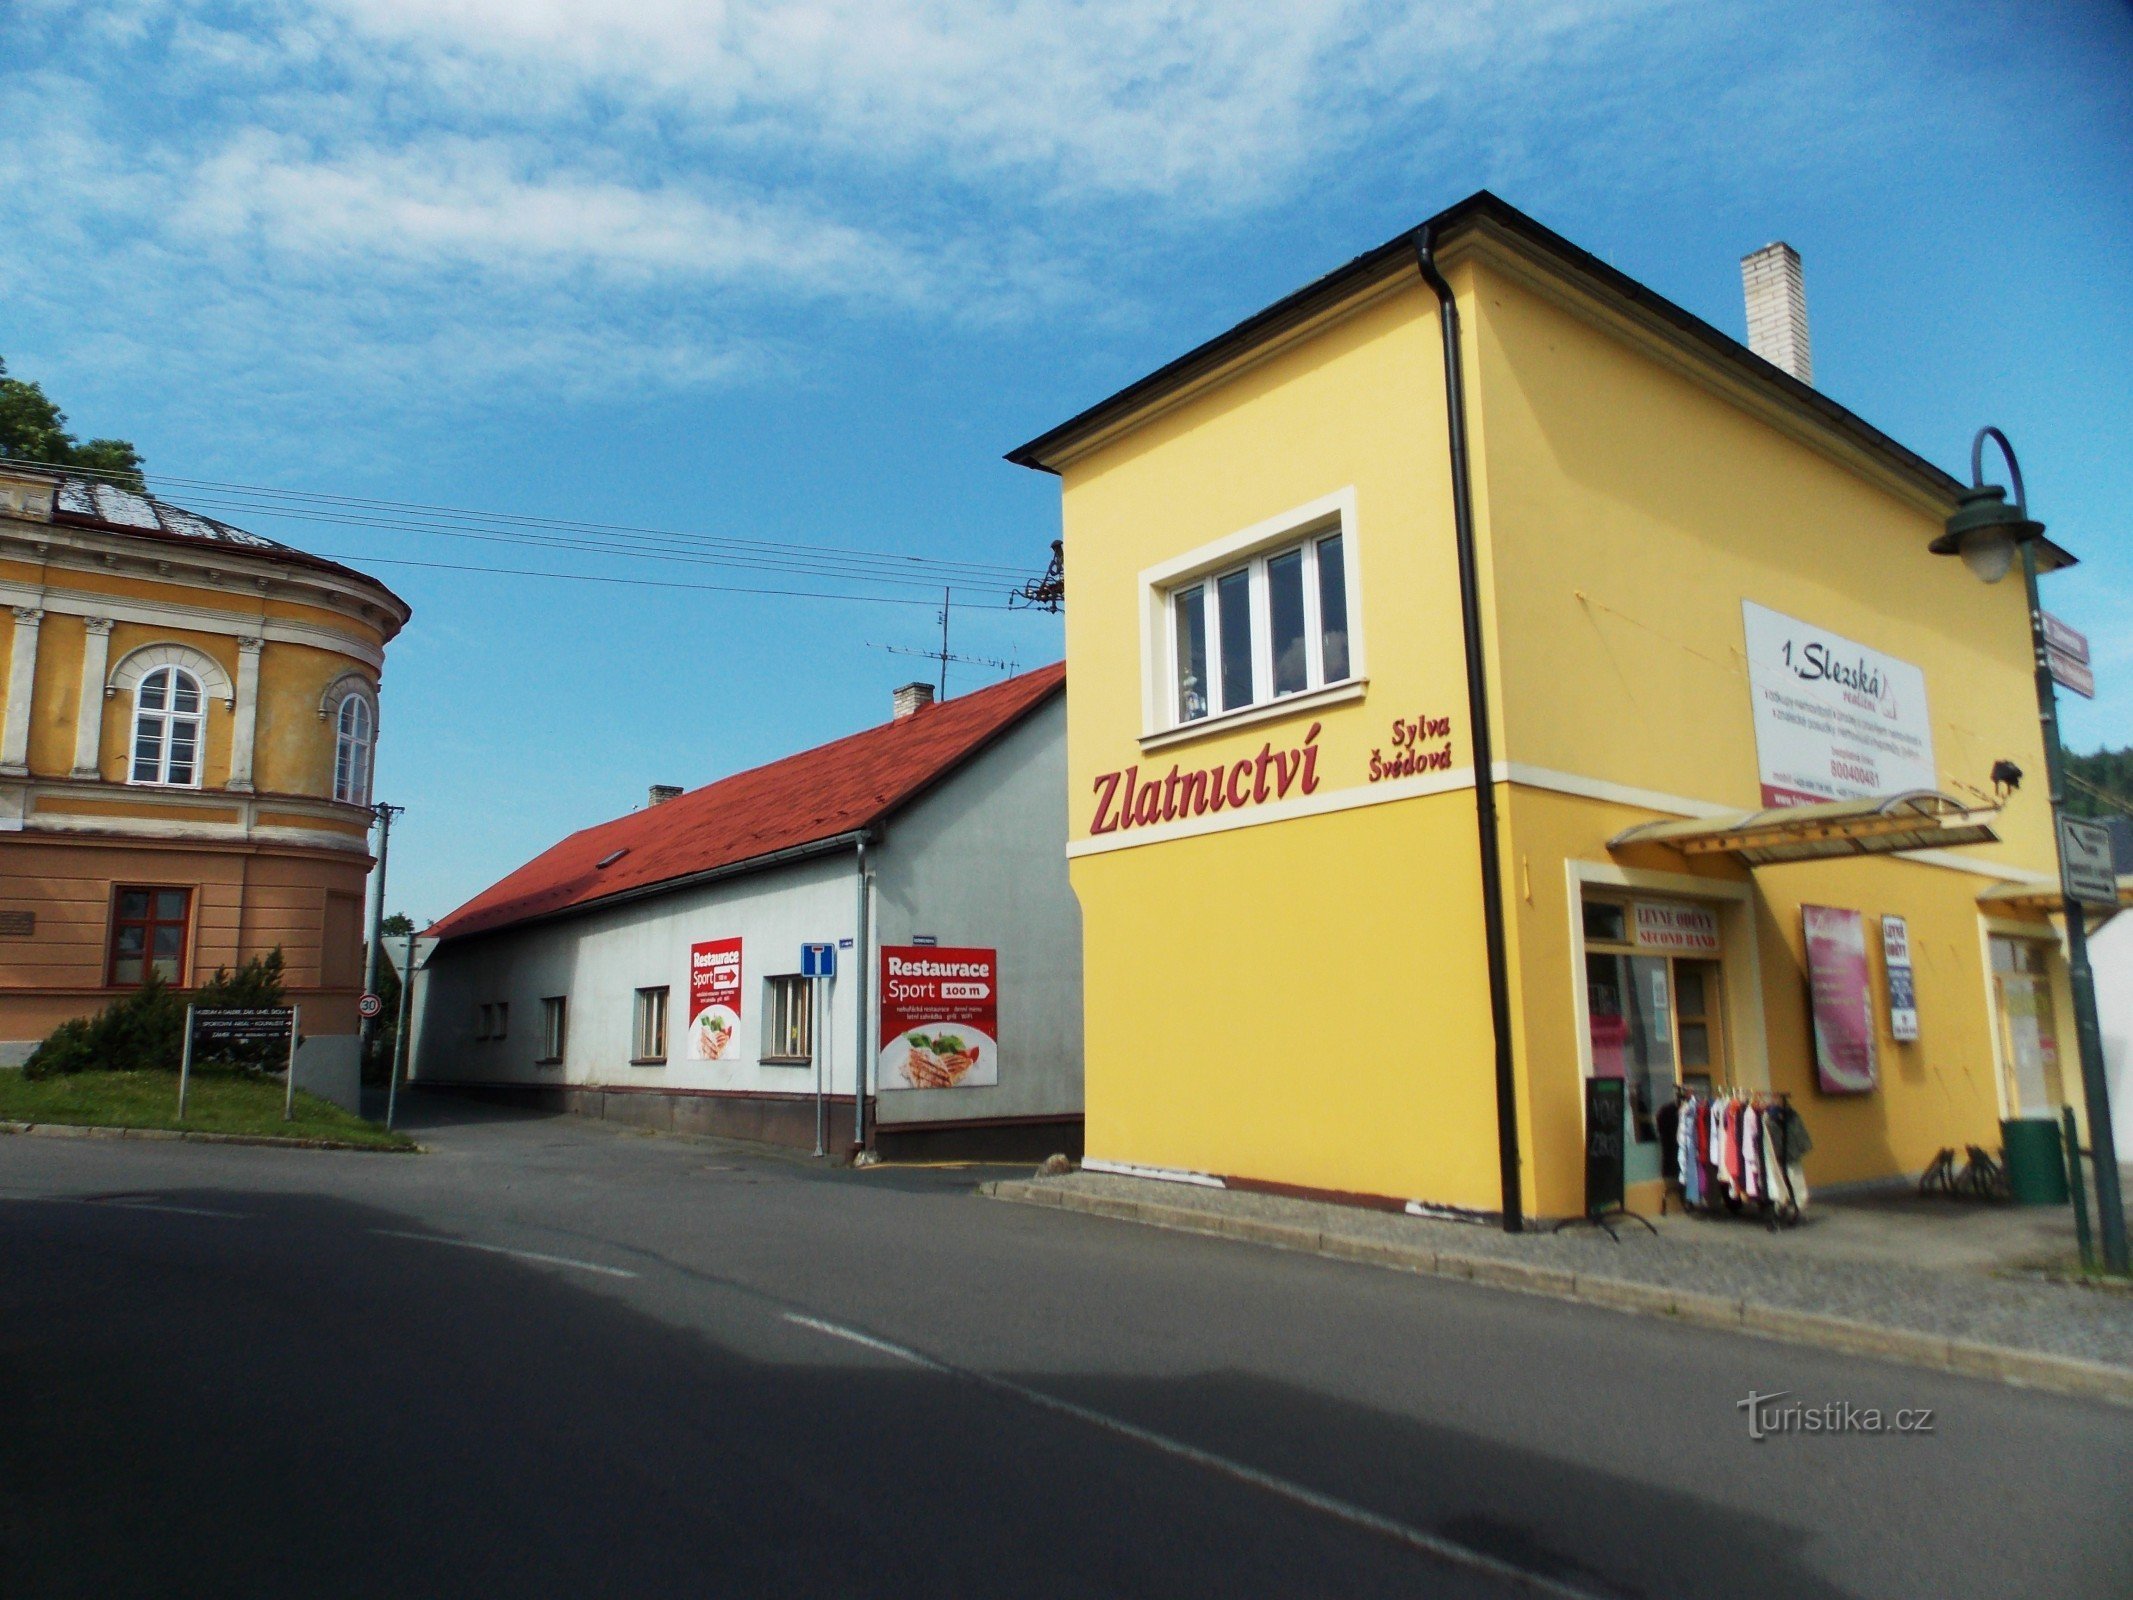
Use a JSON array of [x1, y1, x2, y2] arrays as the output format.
[[108, 886, 192, 988]]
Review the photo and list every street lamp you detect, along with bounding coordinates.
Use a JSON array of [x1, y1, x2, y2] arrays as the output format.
[[1933, 426, 2125, 1274]]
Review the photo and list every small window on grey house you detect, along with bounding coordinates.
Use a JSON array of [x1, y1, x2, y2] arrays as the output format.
[[494, 1001, 509, 1041], [633, 986, 669, 1063], [538, 997, 566, 1063], [763, 975, 812, 1063]]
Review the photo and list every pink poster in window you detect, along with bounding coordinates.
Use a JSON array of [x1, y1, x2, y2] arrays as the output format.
[[1803, 905, 1877, 1094]]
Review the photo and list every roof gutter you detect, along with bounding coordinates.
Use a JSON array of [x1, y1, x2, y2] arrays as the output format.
[[1413, 226, 1525, 1234]]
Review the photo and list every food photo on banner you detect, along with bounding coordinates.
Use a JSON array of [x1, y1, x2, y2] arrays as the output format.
[[1802, 905, 1877, 1094], [878, 946, 1000, 1091], [689, 937, 743, 1060]]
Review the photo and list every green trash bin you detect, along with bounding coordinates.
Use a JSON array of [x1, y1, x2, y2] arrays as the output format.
[[2001, 1118, 2070, 1206]]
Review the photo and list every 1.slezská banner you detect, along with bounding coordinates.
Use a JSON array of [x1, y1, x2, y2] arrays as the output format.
[[878, 946, 999, 1091], [1741, 601, 1936, 808], [1802, 906, 1877, 1094], [688, 936, 743, 1060]]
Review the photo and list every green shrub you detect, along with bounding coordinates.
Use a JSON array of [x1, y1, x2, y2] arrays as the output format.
[[23, 973, 187, 1078], [21, 950, 289, 1079]]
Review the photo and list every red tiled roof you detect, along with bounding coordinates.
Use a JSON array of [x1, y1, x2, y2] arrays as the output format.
[[426, 663, 1065, 942]]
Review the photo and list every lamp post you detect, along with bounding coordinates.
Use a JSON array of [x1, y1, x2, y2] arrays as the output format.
[[1932, 426, 2125, 1273]]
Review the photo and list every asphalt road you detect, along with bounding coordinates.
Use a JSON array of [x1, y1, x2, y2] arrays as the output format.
[[3, 1096, 2127, 1600]]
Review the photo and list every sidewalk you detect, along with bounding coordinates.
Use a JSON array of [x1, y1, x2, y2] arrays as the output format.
[[984, 1169, 2133, 1403]]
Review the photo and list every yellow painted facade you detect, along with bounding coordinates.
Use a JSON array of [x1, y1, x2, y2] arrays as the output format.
[[0, 464, 408, 1076], [1022, 197, 2069, 1218]]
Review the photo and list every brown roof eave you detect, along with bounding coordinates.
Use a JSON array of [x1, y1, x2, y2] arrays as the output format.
[[1004, 192, 2077, 569]]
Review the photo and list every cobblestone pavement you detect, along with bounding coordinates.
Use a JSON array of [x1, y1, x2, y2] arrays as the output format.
[[1015, 1170, 2133, 1370]]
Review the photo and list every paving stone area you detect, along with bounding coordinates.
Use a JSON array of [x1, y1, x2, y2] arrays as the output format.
[[1013, 1169, 2133, 1370]]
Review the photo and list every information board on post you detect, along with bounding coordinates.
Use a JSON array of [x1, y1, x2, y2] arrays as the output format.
[[878, 945, 999, 1091], [192, 1007, 296, 1045], [1742, 602, 1936, 808], [2059, 816, 2119, 908]]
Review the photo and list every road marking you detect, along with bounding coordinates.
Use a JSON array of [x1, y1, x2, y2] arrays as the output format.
[[369, 1229, 638, 1279], [79, 1194, 249, 1219], [781, 1312, 940, 1366], [779, 1309, 1610, 1600]]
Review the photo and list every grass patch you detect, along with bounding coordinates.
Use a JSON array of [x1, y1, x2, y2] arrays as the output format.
[[0, 1069, 413, 1149]]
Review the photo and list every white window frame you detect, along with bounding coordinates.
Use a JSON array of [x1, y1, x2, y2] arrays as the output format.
[[130, 664, 208, 788], [537, 996, 566, 1064], [334, 693, 375, 806], [632, 985, 669, 1064], [1138, 487, 1366, 749], [762, 974, 813, 1064]]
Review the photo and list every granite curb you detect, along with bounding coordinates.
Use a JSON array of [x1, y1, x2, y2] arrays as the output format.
[[983, 1178, 2133, 1407], [0, 1119, 420, 1154]]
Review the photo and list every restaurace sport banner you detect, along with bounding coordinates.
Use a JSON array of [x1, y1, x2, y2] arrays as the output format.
[[1741, 602, 1936, 808], [689, 936, 743, 1060], [879, 946, 999, 1091]]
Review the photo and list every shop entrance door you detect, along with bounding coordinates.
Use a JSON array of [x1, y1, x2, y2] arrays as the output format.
[[1584, 897, 1727, 1189], [1990, 935, 2063, 1118]]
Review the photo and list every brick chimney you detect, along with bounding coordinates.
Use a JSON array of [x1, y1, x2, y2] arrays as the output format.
[[1741, 241, 1811, 385], [892, 682, 935, 719], [647, 784, 684, 807]]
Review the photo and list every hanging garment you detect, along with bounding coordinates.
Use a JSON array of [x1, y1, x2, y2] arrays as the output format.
[[1759, 1107, 1785, 1209], [1676, 1097, 1700, 1206], [1741, 1102, 1763, 1202]]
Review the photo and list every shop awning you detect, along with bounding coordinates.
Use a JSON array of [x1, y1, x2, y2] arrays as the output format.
[[1976, 877, 2133, 915], [1608, 790, 2002, 866]]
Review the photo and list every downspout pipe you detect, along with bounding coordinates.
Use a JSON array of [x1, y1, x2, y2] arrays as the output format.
[[853, 834, 872, 1153], [1413, 227, 1525, 1233]]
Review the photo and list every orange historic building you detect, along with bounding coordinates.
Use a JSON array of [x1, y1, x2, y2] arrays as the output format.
[[0, 464, 409, 1105]]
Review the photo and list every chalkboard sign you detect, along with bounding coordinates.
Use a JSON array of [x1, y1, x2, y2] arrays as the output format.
[[1582, 1077, 1627, 1219]]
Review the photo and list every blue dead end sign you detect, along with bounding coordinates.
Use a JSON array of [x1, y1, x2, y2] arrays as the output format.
[[801, 942, 836, 979]]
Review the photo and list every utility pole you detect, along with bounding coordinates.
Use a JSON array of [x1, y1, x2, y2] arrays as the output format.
[[360, 801, 404, 1073], [387, 922, 417, 1131], [939, 587, 950, 699]]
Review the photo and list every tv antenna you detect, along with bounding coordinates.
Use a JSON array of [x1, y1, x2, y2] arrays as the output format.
[[867, 587, 1017, 699]]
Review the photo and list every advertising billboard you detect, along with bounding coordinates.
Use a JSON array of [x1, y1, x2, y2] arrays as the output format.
[[1742, 602, 1936, 808], [1803, 906, 1877, 1094], [879, 945, 999, 1091], [688, 936, 743, 1060]]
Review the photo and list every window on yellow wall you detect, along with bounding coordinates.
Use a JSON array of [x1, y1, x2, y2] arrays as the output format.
[[1168, 530, 1350, 724], [130, 666, 205, 786], [334, 695, 374, 806]]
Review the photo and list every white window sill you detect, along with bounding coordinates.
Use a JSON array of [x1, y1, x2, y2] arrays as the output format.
[[1140, 678, 1366, 754], [761, 1055, 813, 1067]]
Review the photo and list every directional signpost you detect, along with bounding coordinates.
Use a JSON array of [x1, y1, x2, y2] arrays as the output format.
[[2044, 611, 2094, 700], [2061, 816, 2119, 908]]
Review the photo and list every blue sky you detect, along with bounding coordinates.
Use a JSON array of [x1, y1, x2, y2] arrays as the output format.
[[2, 0, 2128, 924]]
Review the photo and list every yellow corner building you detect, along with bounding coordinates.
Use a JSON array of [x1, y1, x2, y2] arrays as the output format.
[[1, 464, 408, 1105], [1011, 192, 2087, 1223]]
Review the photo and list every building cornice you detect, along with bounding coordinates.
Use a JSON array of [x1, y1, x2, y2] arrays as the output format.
[[0, 772, 373, 855], [0, 515, 408, 651], [0, 566, 387, 670]]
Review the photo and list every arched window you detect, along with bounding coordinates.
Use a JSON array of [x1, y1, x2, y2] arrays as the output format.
[[131, 666, 204, 787], [334, 693, 374, 805]]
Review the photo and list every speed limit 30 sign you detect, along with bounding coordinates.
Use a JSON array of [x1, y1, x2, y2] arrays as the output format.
[[358, 992, 385, 1019]]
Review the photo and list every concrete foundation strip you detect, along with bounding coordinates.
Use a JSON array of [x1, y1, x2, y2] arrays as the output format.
[[983, 1179, 2133, 1407], [0, 1120, 419, 1153]]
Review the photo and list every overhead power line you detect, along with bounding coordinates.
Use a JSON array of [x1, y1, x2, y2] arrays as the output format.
[[5, 456, 1042, 602]]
